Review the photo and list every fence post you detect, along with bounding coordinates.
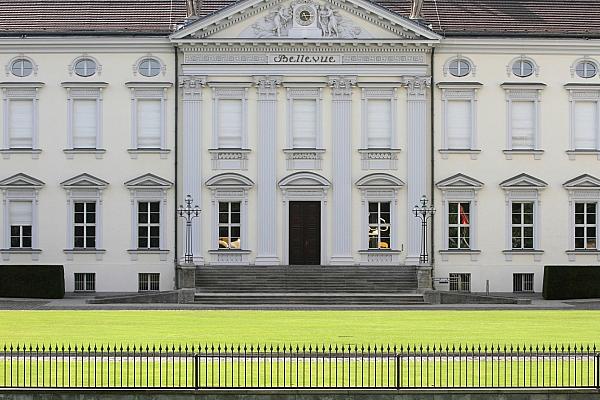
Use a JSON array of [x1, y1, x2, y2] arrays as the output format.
[[194, 354, 199, 390], [596, 353, 600, 390], [395, 353, 400, 390]]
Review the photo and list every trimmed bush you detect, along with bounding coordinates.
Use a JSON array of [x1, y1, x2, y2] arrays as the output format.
[[0, 265, 64, 299], [543, 265, 600, 300]]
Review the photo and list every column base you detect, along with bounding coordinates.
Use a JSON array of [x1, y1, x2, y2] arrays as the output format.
[[176, 262, 197, 289], [329, 256, 355, 265], [416, 266, 433, 292], [254, 256, 281, 265], [177, 289, 195, 304], [404, 255, 421, 266]]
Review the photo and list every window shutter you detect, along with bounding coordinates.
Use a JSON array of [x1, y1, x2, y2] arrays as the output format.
[[8, 100, 34, 148], [9, 201, 32, 225], [73, 99, 97, 148], [217, 99, 243, 148], [292, 99, 317, 148], [511, 101, 535, 149], [137, 99, 162, 148], [367, 99, 392, 148], [446, 100, 472, 149], [574, 101, 597, 149]]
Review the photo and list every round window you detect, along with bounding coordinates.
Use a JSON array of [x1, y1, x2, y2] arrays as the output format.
[[11, 59, 33, 77], [74, 58, 97, 77], [576, 61, 597, 78], [512, 59, 534, 77], [138, 58, 161, 77], [448, 59, 471, 77]]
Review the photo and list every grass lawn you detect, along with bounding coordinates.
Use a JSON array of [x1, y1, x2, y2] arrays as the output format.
[[0, 310, 599, 346]]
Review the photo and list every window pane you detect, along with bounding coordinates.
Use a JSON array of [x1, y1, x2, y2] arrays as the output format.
[[139, 211, 148, 224], [218, 99, 243, 148], [367, 99, 392, 148], [73, 100, 97, 148], [511, 101, 535, 148], [219, 202, 228, 212], [86, 237, 96, 248], [446, 100, 472, 149], [230, 211, 240, 224], [137, 100, 162, 148], [292, 99, 317, 148], [574, 101, 597, 149], [8, 100, 34, 148]]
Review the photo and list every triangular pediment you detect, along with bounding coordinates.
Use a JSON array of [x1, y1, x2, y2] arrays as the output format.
[[356, 173, 404, 188], [125, 173, 173, 188], [500, 173, 547, 189], [279, 172, 330, 188], [206, 173, 254, 188], [0, 173, 44, 189], [436, 173, 484, 190], [563, 174, 600, 189], [172, 0, 440, 41], [61, 173, 109, 189]]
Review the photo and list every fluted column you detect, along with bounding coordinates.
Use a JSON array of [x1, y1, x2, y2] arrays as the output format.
[[329, 76, 356, 265], [404, 76, 431, 266], [254, 76, 281, 265], [180, 75, 205, 265]]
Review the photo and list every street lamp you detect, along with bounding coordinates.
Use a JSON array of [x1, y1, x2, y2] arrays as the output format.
[[413, 195, 435, 264], [177, 195, 200, 264]]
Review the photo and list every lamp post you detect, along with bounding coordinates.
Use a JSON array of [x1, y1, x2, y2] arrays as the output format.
[[177, 195, 200, 264], [413, 195, 435, 264]]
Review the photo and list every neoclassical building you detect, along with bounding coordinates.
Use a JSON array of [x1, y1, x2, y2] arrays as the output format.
[[1, 0, 599, 294]]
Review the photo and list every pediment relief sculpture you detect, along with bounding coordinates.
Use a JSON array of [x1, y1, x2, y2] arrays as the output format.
[[243, 0, 367, 39]]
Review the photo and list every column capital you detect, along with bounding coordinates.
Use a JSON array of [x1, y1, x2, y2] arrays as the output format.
[[253, 76, 282, 100], [328, 76, 356, 98], [180, 75, 206, 99], [402, 76, 431, 99]]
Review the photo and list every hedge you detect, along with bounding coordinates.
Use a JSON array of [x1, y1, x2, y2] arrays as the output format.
[[0, 265, 65, 299], [542, 265, 600, 300]]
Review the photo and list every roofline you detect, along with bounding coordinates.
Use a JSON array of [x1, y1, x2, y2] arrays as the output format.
[[0, 31, 175, 38]]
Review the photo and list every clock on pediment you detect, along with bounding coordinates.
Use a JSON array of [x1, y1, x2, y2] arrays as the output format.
[[288, 1, 321, 38]]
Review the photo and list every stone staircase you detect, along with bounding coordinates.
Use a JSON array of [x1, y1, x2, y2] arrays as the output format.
[[194, 265, 425, 306]]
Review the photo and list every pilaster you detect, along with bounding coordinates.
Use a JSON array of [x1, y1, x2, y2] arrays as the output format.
[[254, 76, 281, 265], [180, 75, 205, 265], [329, 76, 356, 265], [404, 76, 431, 266]]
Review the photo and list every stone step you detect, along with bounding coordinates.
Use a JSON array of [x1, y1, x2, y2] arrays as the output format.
[[193, 293, 426, 305]]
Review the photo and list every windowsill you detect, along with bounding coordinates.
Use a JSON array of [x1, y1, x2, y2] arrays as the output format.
[[357, 149, 400, 170], [566, 249, 600, 261], [438, 149, 481, 160], [127, 248, 170, 261], [503, 149, 544, 160], [0, 248, 42, 261], [358, 249, 402, 264], [283, 149, 325, 171], [209, 148, 250, 170], [64, 248, 106, 261], [63, 148, 106, 160], [127, 148, 171, 159], [209, 249, 251, 253], [0, 148, 42, 160], [503, 249, 544, 262], [566, 150, 600, 160], [283, 148, 326, 153], [439, 249, 481, 262], [359, 249, 402, 253]]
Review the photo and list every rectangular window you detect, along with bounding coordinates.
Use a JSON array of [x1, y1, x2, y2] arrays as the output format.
[[511, 101, 535, 149], [448, 202, 470, 249], [449, 273, 471, 292], [137, 99, 161, 148], [366, 99, 392, 148], [73, 202, 96, 249], [138, 273, 160, 291], [72, 99, 97, 148], [217, 99, 243, 148], [74, 273, 96, 292], [368, 202, 391, 249], [513, 273, 534, 293], [9, 201, 32, 248], [573, 101, 597, 150], [8, 100, 34, 148], [137, 201, 160, 249], [446, 100, 472, 149], [511, 202, 534, 249], [575, 202, 597, 249], [218, 201, 241, 249], [292, 99, 317, 148]]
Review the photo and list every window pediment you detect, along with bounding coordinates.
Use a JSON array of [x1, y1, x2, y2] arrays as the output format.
[[500, 173, 547, 190], [125, 173, 173, 189], [61, 173, 108, 189], [0, 173, 44, 189], [206, 173, 254, 188], [356, 173, 404, 189], [436, 173, 483, 190], [563, 174, 600, 189], [278, 171, 330, 188]]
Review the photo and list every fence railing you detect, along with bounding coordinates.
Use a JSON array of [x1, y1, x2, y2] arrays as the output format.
[[1, 344, 598, 389]]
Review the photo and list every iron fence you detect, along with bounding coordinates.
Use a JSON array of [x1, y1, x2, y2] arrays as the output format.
[[0, 343, 598, 389]]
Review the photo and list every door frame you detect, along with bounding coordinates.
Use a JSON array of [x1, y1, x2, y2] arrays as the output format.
[[279, 172, 330, 265]]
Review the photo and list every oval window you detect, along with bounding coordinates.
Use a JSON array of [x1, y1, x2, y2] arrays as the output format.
[[11, 59, 33, 77], [512, 59, 534, 78], [576, 61, 597, 78], [448, 59, 471, 77], [138, 58, 161, 77], [74, 58, 97, 77]]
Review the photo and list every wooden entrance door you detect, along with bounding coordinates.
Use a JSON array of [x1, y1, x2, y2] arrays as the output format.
[[289, 201, 321, 265]]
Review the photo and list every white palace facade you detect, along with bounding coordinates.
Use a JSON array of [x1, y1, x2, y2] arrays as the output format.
[[1, 0, 599, 294]]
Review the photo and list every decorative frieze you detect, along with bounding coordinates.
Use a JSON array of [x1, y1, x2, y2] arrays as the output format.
[[182, 52, 427, 65], [358, 149, 400, 170], [284, 149, 324, 170]]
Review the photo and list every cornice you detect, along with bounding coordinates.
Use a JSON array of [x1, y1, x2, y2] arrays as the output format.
[[435, 38, 600, 55], [0, 37, 173, 54]]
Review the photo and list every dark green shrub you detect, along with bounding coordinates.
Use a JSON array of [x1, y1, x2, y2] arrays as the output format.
[[543, 265, 600, 300], [0, 265, 65, 299]]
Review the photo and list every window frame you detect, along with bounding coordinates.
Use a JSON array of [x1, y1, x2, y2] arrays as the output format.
[[137, 200, 161, 250], [137, 58, 162, 78], [449, 273, 471, 292], [513, 273, 534, 293], [286, 87, 323, 150], [439, 84, 481, 154], [566, 86, 600, 153], [367, 201, 392, 250], [74, 272, 96, 292], [448, 59, 471, 78], [10, 59, 33, 78], [506, 56, 539, 78], [564, 176, 600, 258], [9, 200, 33, 249], [1, 83, 43, 158], [573, 202, 597, 250], [360, 87, 397, 150], [501, 84, 545, 156], [73, 58, 98, 78], [211, 86, 249, 150], [443, 56, 476, 78], [73, 201, 97, 249], [5, 56, 38, 78], [138, 273, 160, 292], [217, 201, 242, 250], [511, 201, 535, 250]]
